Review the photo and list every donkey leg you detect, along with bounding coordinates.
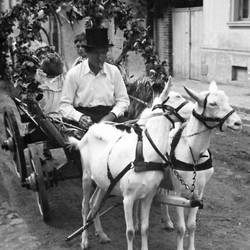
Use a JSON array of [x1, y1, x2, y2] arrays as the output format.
[[90, 188, 111, 243], [161, 203, 174, 231], [81, 175, 92, 250], [186, 207, 199, 250], [134, 200, 140, 234], [158, 189, 174, 230], [175, 206, 186, 250], [123, 196, 135, 250], [140, 193, 155, 250]]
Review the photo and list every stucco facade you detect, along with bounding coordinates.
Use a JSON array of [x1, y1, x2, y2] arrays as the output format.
[[201, 0, 250, 85], [154, 0, 250, 85]]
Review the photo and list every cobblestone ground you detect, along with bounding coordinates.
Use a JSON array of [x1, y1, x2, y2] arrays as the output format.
[[0, 201, 41, 250]]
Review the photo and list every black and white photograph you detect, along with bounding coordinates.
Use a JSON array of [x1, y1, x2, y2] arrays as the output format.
[[0, 0, 249, 249]]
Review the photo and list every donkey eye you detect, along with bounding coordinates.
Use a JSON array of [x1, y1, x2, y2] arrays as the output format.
[[210, 102, 217, 107]]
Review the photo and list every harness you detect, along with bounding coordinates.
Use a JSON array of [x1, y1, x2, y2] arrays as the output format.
[[105, 123, 168, 189], [133, 124, 169, 172], [153, 97, 189, 128], [102, 97, 190, 196], [192, 93, 235, 131], [170, 125, 213, 171], [89, 122, 170, 222]]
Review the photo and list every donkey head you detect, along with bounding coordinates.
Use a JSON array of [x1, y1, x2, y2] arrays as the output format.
[[151, 78, 194, 124], [184, 81, 242, 131]]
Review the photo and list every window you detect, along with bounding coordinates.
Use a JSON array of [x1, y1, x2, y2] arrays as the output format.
[[232, 66, 248, 82], [229, 0, 250, 26], [239, 0, 250, 20]]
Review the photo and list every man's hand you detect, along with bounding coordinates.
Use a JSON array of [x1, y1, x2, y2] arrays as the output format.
[[79, 115, 93, 129], [100, 112, 117, 122]]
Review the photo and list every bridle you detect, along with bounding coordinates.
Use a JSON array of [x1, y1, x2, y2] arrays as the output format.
[[152, 96, 189, 127], [192, 93, 235, 131]]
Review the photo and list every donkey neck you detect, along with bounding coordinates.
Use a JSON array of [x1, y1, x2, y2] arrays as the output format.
[[144, 115, 171, 162], [181, 114, 212, 162]]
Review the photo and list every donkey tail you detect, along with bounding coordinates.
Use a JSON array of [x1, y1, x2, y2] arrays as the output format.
[[68, 136, 80, 148], [68, 134, 88, 151]]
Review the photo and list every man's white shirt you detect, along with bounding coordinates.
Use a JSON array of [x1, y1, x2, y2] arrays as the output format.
[[60, 59, 130, 121]]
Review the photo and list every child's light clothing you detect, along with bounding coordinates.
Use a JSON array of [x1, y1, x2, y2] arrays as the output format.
[[39, 74, 64, 115]]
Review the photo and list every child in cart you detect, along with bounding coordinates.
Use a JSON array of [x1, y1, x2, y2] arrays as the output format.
[[36, 52, 64, 116], [35, 52, 65, 159]]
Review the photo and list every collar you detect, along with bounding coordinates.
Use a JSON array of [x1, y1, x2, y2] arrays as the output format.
[[82, 59, 107, 76]]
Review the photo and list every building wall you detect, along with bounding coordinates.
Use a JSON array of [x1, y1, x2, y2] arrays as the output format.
[[202, 0, 250, 85], [154, 6, 172, 75], [57, 18, 145, 80]]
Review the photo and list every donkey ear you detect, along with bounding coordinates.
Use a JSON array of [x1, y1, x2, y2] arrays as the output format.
[[160, 76, 172, 99], [209, 80, 218, 92], [168, 75, 173, 89], [184, 86, 203, 105]]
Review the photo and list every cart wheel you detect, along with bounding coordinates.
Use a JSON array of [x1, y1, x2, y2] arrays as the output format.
[[28, 145, 50, 222], [3, 107, 27, 183]]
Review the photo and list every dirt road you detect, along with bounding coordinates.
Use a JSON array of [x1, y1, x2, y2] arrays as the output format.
[[0, 84, 250, 250]]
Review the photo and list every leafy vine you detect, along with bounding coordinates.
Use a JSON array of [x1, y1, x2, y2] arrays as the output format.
[[0, 0, 168, 93]]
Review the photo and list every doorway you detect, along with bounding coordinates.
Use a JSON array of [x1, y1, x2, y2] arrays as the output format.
[[172, 7, 203, 80]]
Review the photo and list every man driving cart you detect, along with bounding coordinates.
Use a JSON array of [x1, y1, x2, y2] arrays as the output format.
[[59, 28, 130, 131]]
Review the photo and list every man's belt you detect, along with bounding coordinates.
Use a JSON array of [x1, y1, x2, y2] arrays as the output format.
[[75, 105, 113, 123]]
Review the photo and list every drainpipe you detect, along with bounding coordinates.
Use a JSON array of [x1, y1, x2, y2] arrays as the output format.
[[188, 8, 191, 79], [166, 2, 173, 76]]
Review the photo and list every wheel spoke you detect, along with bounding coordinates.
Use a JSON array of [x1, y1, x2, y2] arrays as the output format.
[[6, 127, 13, 137]]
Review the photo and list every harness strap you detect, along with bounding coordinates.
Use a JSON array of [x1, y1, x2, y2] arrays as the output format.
[[171, 151, 213, 171], [106, 163, 134, 197], [88, 162, 133, 224], [170, 125, 185, 160], [134, 161, 166, 172], [170, 126, 213, 171], [133, 125, 168, 172], [145, 128, 171, 163], [133, 123, 144, 162]]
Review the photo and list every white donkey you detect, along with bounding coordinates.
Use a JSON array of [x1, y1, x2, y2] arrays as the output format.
[[71, 81, 194, 250], [161, 81, 242, 250]]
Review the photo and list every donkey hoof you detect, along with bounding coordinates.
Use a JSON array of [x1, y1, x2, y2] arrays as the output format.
[[80, 240, 89, 250], [97, 233, 111, 244], [161, 219, 174, 231], [190, 199, 203, 209]]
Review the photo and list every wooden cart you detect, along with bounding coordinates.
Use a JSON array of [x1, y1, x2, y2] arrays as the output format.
[[1, 94, 84, 222]]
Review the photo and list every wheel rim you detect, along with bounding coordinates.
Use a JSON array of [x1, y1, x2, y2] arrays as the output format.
[[3, 108, 27, 182], [28, 145, 50, 222]]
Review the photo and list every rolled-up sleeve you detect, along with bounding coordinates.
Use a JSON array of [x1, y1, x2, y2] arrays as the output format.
[[59, 69, 83, 121], [111, 67, 130, 118]]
